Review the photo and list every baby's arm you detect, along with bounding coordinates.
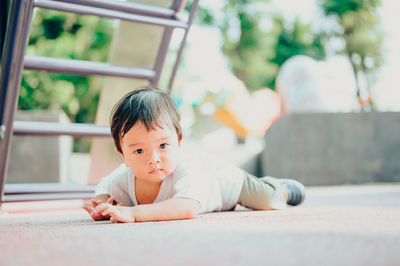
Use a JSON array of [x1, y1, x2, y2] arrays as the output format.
[[97, 197, 200, 223], [85, 164, 132, 221]]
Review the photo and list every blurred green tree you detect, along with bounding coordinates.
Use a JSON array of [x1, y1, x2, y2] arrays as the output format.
[[269, 16, 326, 89], [191, 0, 326, 91], [319, 0, 383, 109], [19, 10, 114, 151]]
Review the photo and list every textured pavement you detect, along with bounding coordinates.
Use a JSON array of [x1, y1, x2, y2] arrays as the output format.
[[0, 184, 399, 266]]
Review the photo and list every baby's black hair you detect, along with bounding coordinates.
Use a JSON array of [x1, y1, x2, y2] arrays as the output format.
[[110, 87, 182, 153]]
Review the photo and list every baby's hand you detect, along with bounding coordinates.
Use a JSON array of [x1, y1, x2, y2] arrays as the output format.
[[96, 204, 136, 223], [83, 197, 123, 221]]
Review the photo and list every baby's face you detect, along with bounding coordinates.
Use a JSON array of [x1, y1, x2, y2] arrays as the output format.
[[119, 121, 181, 184]]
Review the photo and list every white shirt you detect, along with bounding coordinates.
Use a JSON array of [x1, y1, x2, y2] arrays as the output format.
[[95, 152, 245, 213]]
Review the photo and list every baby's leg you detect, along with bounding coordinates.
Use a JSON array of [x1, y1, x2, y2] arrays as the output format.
[[237, 173, 288, 210]]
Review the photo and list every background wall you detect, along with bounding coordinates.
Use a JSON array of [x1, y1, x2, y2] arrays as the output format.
[[260, 112, 400, 185]]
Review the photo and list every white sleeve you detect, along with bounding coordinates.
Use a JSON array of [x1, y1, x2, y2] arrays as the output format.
[[172, 162, 221, 214], [95, 164, 134, 206]]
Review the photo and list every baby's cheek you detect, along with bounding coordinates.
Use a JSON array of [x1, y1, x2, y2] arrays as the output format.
[[167, 157, 179, 173]]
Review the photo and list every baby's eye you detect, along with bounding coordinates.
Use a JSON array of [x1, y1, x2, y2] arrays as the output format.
[[160, 143, 169, 150], [134, 149, 143, 154]]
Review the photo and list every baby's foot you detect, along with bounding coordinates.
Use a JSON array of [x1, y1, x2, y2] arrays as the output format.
[[281, 179, 306, 206]]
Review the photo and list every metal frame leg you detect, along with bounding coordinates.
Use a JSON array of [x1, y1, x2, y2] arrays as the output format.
[[151, 27, 174, 88], [151, 0, 183, 89], [167, 0, 199, 94], [0, 0, 34, 207], [0, 0, 10, 61]]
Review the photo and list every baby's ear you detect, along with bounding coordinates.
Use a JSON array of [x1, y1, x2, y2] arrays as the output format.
[[116, 148, 124, 157], [178, 134, 183, 147]]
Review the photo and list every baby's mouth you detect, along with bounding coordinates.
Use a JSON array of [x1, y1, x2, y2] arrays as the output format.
[[149, 168, 162, 174]]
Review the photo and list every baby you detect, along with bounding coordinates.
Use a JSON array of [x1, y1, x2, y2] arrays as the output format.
[[83, 87, 305, 223]]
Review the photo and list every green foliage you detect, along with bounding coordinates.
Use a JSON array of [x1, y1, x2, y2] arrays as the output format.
[[269, 17, 326, 88], [192, 0, 383, 107], [220, 2, 279, 91], [193, 0, 326, 91], [321, 0, 381, 16], [271, 17, 326, 66], [319, 0, 383, 107], [19, 10, 114, 151]]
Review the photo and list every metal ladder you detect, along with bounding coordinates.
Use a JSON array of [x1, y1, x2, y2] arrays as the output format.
[[0, 0, 199, 205]]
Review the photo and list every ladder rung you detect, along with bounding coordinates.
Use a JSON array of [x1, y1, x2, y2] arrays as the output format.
[[13, 121, 111, 137], [24, 56, 156, 79], [34, 0, 188, 29], [2, 193, 95, 202], [55, 0, 177, 19], [4, 183, 95, 194]]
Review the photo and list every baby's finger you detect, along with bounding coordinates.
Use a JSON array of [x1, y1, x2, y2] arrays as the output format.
[[83, 206, 105, 221], [91, 199, 103, 208], [118, 202, 124, 206], [95, 203, 111, 213], [101, 206, 115, 217], [92, 212, 105, 221], [110, 216, 118, 223], [101, 208, 110, 216], [91, 199, 98, 207], [82, 206, 93, 214]]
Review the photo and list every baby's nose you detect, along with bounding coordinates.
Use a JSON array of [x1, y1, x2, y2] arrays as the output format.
[[148, 159, 160, 165], [147, 153, 160, 165]]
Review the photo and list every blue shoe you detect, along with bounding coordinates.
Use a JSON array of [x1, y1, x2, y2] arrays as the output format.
[[282, 179, 306, 206]]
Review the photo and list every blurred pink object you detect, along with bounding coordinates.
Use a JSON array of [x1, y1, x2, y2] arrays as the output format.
[[215, 85, 282, 138], [243, 89, 282, 136]]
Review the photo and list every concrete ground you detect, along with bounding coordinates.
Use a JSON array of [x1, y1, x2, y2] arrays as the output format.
[[0, 184, 399, 266]]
